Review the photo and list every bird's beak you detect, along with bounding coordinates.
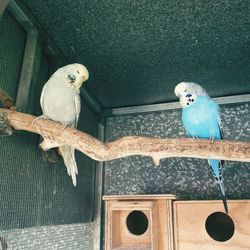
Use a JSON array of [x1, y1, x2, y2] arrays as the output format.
[[82, 76, 88, 82], [179, 98, 186, 107]]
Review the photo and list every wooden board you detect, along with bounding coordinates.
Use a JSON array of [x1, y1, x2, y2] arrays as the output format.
[[112, 201, 154, 249], [104, 195, 176, 250], [174, 200, 250, 250], [103, 194, 177, 201]]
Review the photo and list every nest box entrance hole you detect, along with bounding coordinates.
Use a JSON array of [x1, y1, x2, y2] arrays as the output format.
[[205, 212, 235, 242], [126, 210, 149, 236], [111, 209, 152, 249]]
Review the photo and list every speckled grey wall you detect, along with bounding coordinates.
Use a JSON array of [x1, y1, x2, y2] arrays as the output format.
[[0, 223, 94, 250], [104, 103, 250, 200]]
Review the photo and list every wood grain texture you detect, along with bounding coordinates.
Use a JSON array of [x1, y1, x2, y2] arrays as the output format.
[[103, 195, 177, 201], [0, 108, 250, 165], [104, 196, 175, 250], [174, 200, 250, 250]]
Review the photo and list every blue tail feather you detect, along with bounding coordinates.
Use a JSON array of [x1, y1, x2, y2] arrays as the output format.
[[208, 159, 228, 213]]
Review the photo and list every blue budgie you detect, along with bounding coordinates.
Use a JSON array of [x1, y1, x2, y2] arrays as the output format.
[[174, 81, 228, 213]]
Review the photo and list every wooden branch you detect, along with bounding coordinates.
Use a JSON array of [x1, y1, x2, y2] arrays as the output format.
[[0, 108, 250, 166]]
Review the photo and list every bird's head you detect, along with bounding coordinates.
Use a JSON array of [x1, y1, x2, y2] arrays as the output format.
[[174, 81, 207, 107], [63, 63, 89, 90]]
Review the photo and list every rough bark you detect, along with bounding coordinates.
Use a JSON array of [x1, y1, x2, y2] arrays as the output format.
[[0, 108, 249, 165]]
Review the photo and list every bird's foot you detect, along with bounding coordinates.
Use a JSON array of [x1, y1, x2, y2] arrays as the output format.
[[32, 114, 49, 125], [210, 137, 215, 143], [60, 121, 70, 132], [192, 136, 198, 139]]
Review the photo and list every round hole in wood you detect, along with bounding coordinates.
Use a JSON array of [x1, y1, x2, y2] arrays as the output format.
[[126, 210, 148, 236], [205, 212, 235, 242]]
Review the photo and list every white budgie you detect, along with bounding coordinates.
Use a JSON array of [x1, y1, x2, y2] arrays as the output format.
[[40, 63, 89, 186]]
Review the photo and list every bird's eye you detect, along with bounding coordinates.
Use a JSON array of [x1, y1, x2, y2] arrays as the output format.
[[184, 89, 187, 92], [77, 70, 80, 74], [68, 73, 76, 81]]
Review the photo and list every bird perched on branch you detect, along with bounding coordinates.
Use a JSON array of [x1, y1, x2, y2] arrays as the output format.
[[39, 63, 89, 186], [175, 81, 228, 213]]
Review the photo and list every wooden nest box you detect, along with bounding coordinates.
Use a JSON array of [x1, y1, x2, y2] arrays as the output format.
[[103, 194, 177, 250], [103, 195, 250, 250]]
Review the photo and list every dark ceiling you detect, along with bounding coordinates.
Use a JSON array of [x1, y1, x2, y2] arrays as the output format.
[[22, 0, 250, 109]]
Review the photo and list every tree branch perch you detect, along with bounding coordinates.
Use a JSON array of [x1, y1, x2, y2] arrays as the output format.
[[0, 108, 249, 166]]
